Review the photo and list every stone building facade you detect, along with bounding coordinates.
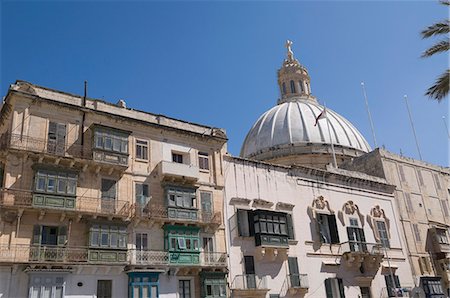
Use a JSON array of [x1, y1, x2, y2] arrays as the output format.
[[0, 81, 228, 298]]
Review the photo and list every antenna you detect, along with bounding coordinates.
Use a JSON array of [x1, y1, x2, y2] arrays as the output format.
[[403, 95, 422, 160], [361, 82, 378, 148], [442, 116, 450, 139]]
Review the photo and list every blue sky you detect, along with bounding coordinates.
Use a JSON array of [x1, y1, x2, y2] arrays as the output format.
[[1, 1, 448, 166]]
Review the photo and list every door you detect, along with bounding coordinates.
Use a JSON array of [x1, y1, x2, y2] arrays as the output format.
[[101, 179, 116, 213], [201, 192, 213, 221], [244, 256, 256, 289], [135, 183, 149, 211], [47, 122, 66, 155], [202, 236, 214, 264], [97, 280, 112, 298], [288, 257, 300, 287], [136, 233, 148, 263]]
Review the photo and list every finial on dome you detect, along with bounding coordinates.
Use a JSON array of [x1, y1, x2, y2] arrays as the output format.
[[285, 40, 295, 61]]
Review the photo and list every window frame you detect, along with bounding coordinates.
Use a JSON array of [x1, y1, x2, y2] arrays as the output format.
[[172, 152, 184, 164], [94, 127, 129, 155], [198, 152, 210, 171], [166, 187, 197, 209], [89, 225, 127, 249], [34, 169, 77, 196], [135, 139, 149, 161]]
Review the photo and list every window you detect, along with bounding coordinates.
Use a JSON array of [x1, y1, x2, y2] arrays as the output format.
[[97, 280, 112, 298], [290, 80, 296, 93], [413, 224, 421, 241], [198, 152, 210, 171], [237, 209, 294, 240], [47, 121, 66, 155], [164, 226, 200, 252], [433, 173, 442, 190], [404, 193, 414, 212], [202, 274, 226, 298], [288, 257, 300, 287], [442, 200, 449, 218], [136, 232, 148, 250], [325, 278, 345, 298], [317, 213, 340, 244], [299, 80, 304, 92], [384, 275, 402, 297], [436, 228, 449, 244], [398, 165, 406, 182], [128, 273, 159, 298], [94, 128, 128, 154], [135, 139, 149, 160], [417, 170, 424, 186], [172, 152, 183, 164], [244, 256, 256, 289], [166, 187, 196, 209], [101, 179, 116, 200], [282, 82, 287, 95], [34, 170, 77, 196], [179, 280, 191, 298], [376, 221, 390, 248], [135, 183, 150, 207], [420, 277, 444, 297], [360, 287, 371, 298], [32, 225, 67, 246], [89, 225, 127, 248], [347, 222, 367, 252], [29, 275, 64, 298]]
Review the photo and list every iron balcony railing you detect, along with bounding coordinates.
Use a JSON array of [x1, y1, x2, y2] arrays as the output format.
[[339, 241, 383, 255], [286, 274, 309, 289], [231, 274, 268, 290], [132, 203, 222, 225], [0, 133, 89, 159], [0, 188, 131, 217], [0, 245, 227, 267], [128, 250, 227, 267]]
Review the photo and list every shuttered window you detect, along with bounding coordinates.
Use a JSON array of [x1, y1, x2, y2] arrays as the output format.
[[325, 278, 345, 298], [318, 213, 340, 244], [97, 280, 112, 298], [101, 179, 116, 200], [384, 275, 401, 297], [32, 225, 67, 246], [47, 122, 66, 155]]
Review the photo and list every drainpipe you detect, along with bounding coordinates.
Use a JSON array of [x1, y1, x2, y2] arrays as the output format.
[[80, 81, 87, 153]]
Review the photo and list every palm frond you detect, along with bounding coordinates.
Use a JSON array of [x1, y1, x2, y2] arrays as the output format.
[[421, 20, 449, 38], [422, 39, 450, 57], [426, 69, 450, 101], [440, 0, 450, 5]]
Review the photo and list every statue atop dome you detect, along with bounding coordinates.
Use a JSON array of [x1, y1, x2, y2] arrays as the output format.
[[285, 40, 295, 61]]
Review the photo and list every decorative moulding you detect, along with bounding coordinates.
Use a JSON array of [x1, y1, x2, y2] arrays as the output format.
[[229, 197, 251, 206], [276, 202, 295, 211], [252, 199, 274, 209]]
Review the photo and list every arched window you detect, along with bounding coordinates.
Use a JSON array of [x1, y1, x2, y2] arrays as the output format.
[[299, 80, 304, 92], [290, 80, 296, 93], [282, 83, 287, 95], [305, 82, 310, 93]]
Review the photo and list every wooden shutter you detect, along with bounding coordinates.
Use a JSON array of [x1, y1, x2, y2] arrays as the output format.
[[338, 278, 345, 298], [32, 225, 42, 245], [385, 275, 394, 297], [287, 213, 295, 240], [248, 211, 255, 237], [288, 257, 299, 275], [244, 256, 255, 274], [347, 227, 355, 241], [101, 179, 116, 199], [237, 209, 250, 237], [328, 215, 340, 244], [324, 279, 333, 298], [57, 226, 67, 246]]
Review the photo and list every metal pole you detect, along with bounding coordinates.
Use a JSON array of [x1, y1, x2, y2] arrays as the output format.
[[403, 95, 423, 160], [324, 103, 338, 168], [443, 116, 450, 139], [361, 82, 378, 148]]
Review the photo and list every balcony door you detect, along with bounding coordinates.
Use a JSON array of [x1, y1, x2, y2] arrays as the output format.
[[136, 232, 148, 263], [202, 236, 214, 264], [347, 218, 367, 252], [47, 122, 66, 155], [101, 179, 116, 213], [201, 192, 212, 221], [288, 257, 300, 287], [244, 256, 256, 289]]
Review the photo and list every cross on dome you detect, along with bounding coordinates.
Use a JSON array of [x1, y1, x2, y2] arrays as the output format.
[[285, 39, 295, 61]]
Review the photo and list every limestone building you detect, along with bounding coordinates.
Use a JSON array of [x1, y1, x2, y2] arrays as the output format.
[[342, 149, 450, 296], [0, 81, 228, 298]]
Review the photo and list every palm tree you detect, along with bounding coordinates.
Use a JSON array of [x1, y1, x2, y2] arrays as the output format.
[[421, 0, 449, 101]]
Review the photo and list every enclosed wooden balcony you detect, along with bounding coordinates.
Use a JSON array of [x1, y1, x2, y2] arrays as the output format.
[[231, 274, 269, 297], [132, 203, 222, 227], [430, 227, 450, 254], [0, 244, 127, 265], [0, 188, 132, 219], [159, 161, 199, 182]]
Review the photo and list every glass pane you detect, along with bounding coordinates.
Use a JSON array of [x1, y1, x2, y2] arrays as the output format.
[[91, 231, 99, 246], [47, 176, 56, 192], [133, 286, 139, 298], [151, 286, 158, 298], [101, 233, 109, 246], [30, 286, 40, 298], [57, 179, 66, 194], [55, 286, 63, 298], [176, 195, 183, 207], [142, 286, 149, 298], [121, 140, 128, 153], [110, 233, 118, 247], [42, 286, 51, 298], [67, 180, 77, 195], [37, 176, 46, 191], [105, 137, 112, 150], [113, 138, 120, 151], [119, 235, 127, 248]]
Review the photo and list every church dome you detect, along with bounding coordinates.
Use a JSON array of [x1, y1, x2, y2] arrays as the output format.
[[240, 41, 371, 168]]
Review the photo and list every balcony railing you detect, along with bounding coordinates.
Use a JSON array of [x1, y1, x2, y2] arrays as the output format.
[[132, 203, 222, 225], [231, 274, 268, 290], [339, 241, 383, 255], [0, 133, 89, 159], [286, 274, 309, 289], [0, 188, 131, 217], [0, 245, 126, 264]]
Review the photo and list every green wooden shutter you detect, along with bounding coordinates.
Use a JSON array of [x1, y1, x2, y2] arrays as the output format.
[[328, 215, 340, 244], [237, 209, 249, 237], [32, 225, 42, 245], [57, 226, 67, 245], [248, 211, 255, 236], [244, 256, 255, 274], [324, 279, 333, 298], [287, 213, 294, 240], [338, 278, 345, 298]]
